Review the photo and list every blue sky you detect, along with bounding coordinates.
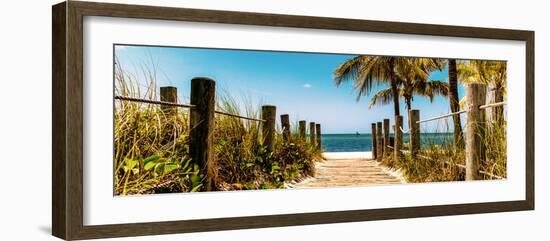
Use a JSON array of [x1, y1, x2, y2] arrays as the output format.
[[115, 45, 466, 134]]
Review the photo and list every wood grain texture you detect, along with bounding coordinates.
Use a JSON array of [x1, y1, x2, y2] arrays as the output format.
[[189, 78, 216, 190], [65, 1, 86, 240], [409, 110, 420, 156], [316, 123, 322, 147], [160, 86, 178, 115], [52, 2, 67, 239], [281, 114, 290, 141], [465, 83, 487, 180], [299, 120, 306, 141], [291, 156, 404, 188], [525, 32, 535, 209], [51, 1, 535, 240], [261, 105, 276, 152], [309, 122, 316, 145], [383, 118, 390, 156]]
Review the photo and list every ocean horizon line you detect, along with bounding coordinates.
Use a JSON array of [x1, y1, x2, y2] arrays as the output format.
[[316, 132, 454, 135]]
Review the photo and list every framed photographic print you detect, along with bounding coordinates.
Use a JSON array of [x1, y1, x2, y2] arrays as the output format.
[[52, 1, 534, 240]]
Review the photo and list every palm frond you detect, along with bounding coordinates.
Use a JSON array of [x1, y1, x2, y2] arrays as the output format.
[[333, 55, 366, 86], [422, 80, 449, 102], [368, 87, 395, 108]]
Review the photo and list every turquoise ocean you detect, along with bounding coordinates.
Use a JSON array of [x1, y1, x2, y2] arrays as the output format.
[[320, 133, 453, 152]]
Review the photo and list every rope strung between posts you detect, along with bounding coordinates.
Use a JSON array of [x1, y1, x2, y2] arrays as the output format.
[[416, 110, 467, 124], [384, 101, 508, 180], [479, 101, 507, 109], [114, 95, 266, 122], [214, 110, 266, 122], [114, 95, 196, 108], [414, 101, 506, 124]]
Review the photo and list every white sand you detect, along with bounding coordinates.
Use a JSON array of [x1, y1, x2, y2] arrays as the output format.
[[322, 151, 373, 160]]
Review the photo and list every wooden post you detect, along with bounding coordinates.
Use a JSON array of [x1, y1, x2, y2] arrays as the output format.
[[309, 122, 316, 145], [299, 120, 307, 141], [376, 122, 383, 162], [466, 83, 487, 180], [383, 118, 390, 156], [189, 78, 216, 190], [160, 86, 177, 116], [261, 105, 276, 152], [280, 114, 290, 142], [394, 115, 403, 162], [316, 124, 322, 148], [371, 123, 377, 159], [409, 109, 420, 156]]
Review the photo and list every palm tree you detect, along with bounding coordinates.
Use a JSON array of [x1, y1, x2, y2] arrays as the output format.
[[448, 59, 464, 148], [458, 60, 507, 124], [334, 56, 415, 117], [369, 58, 449, 125]]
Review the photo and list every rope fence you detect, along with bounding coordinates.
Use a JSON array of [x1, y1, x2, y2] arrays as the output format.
[[115, 78, 324, 188], [114, 95, 196, 108], [399, 101, 506, 133], [115, 95, 266, 122], [372, 83, 507, 181]]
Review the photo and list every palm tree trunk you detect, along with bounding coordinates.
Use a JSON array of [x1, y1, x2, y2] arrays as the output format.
[[448, 59, 464, 148], [389, 59, 401, 117], [405, 97, 412, 130], [390, 78, 400, 117]]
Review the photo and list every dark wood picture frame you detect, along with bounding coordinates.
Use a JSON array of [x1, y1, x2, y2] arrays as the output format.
[[52, 1, 535, 240]]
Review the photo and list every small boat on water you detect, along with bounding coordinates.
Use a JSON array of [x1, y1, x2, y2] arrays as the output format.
[[355, 131, 360, 136]]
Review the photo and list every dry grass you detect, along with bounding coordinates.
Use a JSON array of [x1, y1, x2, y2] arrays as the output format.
[[382, 117, 507, 183], [114, 60, 321, 195]]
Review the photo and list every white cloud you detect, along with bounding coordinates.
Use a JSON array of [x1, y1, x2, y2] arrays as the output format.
[[303, 83, 312, 88]]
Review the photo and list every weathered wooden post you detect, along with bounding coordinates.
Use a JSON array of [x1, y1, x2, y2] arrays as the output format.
[[466, 83, 487, 180], [299, 120, 307, 141], [376, 122, 383, 162], [316, 123, 322, 148], [371, 123, 377, 159], [160, 86, 177, 116], [309, 122, 316, 145], [189, 78, 216, 190], [261, 105, 277, 152], [383, 118, 390, 156], [280, 114, 291, 142], [409, 109, 420, 156], [394, 115, 403, 162]]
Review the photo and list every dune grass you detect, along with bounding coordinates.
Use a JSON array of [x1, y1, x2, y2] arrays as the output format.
[[114, 61, 321, 195], [382, 117, 507, 183]]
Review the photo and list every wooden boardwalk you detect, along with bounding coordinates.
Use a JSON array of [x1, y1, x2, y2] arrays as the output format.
[[290, 152, 406, 188]]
